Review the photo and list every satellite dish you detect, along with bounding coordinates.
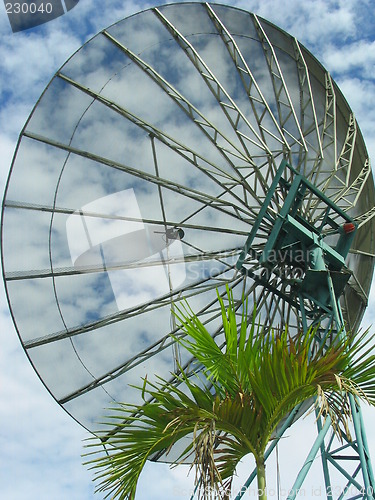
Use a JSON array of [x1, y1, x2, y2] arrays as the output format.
[[2, 1, 375, 494]]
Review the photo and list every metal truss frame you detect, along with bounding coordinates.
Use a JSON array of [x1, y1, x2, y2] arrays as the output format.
[[234, 160, 375, 499], [2, 4, 374, 498]]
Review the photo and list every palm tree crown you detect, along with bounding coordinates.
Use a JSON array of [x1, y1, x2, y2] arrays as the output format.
[[85, 287, 375, 500]]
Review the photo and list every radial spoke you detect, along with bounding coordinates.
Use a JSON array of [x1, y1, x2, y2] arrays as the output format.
[[293, 38, 323, 175], [333, 158, 371, 209], [58, 276, 245, 404], [252, 14, 307, 155], [4, 199, 252, 240], [23, 130, 254, 223], [153, 7, 272, 196], [307, 72, 337, 185], [4, 248, 243, 281], [319, 113, 357, 194], [103, 30, 253, 164], [205, 3, 288, 153], [57, 72, 265, 212], [23, 261, 240, 349]]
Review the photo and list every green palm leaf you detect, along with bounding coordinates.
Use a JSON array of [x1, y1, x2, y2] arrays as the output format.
[[84, 286, 375, 500]]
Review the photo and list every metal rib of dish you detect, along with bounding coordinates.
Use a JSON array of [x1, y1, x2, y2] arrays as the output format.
[[2, 2, 374, 434]]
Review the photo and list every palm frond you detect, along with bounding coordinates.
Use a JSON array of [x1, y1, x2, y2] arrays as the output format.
[[85, 287, 375, 500]]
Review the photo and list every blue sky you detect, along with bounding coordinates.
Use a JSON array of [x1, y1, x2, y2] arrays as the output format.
[[1, 1, 375, 499]]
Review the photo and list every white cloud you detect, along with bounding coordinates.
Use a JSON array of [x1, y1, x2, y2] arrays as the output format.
[[334, 77, 375, 160], [235, 0, 358, 45], [323, 40, 375, 77], [1, 1, 375, 499], [0, 286, 95, 500]]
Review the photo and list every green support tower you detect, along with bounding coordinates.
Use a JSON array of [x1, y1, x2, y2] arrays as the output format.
[[236, 160, 375, 499]]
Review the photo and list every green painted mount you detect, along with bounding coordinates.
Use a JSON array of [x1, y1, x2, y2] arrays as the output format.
[[234, 160, 375, 499]]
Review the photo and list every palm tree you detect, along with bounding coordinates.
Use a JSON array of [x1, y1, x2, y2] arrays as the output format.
[[84, 287, 375, 500]]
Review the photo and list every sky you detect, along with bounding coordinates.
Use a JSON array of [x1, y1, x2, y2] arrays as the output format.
[[1, 0, 375, 499]]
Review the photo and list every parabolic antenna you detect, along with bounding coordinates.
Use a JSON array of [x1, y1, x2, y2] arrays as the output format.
[[2, 2, 375, 496]]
